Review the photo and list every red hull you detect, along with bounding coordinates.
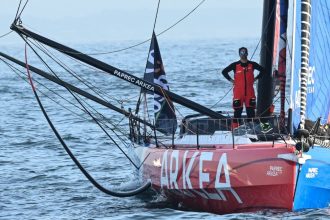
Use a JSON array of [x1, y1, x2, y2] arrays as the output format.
[[137, 143, 296, 214]]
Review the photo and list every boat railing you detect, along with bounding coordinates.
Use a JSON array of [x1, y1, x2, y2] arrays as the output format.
[[129, 114, 289, 149]]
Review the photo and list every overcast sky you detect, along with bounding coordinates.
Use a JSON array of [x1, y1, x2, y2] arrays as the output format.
[[0, 0, 263, 44]]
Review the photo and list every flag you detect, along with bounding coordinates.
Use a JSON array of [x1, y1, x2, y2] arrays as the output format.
[[144, 31, 177, 134]]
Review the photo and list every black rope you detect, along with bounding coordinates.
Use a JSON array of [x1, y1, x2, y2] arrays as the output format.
[[1, 58, 87, 116], [88, 0, 206, 55], [157, 0, 205, 37], [14, 0, 205, 56], [152, 0, 161, 33], [27, 38, 133, 143], [31, 38, 140, 106], [22, 36, 140, 169], [0, 52, 128, 138], [78, 97, 132, 148], [1, 56, 130, 145], [209, 85, 233, 109], [17, 0, 29, 20], [2, 54, 139, 143], [23, 42, 151, 197], [14, 0, 23, 22], [0, 31, 13, 38], [30, 39, 123, 105], [135, 0, 161, 116], [249, 4, 276, 60]]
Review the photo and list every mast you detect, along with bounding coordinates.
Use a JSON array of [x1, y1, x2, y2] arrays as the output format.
[[11, 24, 225, 119], [257, 0, 276, 117]]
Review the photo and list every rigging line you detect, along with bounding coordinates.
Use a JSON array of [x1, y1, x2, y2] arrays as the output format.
[[153, 0, 161, 32], [155, 83, 190, 122], [16, 0, 206, 56], [89, 0, 206, 55], [1, 57, 126, 134], [209, 85, 233, 109], [29, 38, 122, 105], [32, 43, 141, 133], [77, 98, 132, 148], [1, 52, 154, 139], [159, 87, 176, 117], [250, 3, 276, 60], [157, 87, 205, 136], [113, 115, 128, 129], [27, 43, 123, 118], [28, 40, 133, 137], [17, 0, 29, 20], [135, 93, 152, 125], [29, 41, 133, 146], [32, 37, 143, 106], [158, 86, 180, 119], [166, 67, 222, 114], [75, 93, 133, 144], [34, 41, 124, 105], [14, 0, 23, 22], [23, 37, 141, 169], [200, 68, 219, 75], [1, 58, 87, 115], [135, 0, 161, 115], [24, 44, 151, 197], [119, 93, 141, 104], [256, 95, 282, 118], [158, 89, 202, 137], [89, 39, 150, 55], [156, 0, 205, 36], [0, 31, 13, 39]]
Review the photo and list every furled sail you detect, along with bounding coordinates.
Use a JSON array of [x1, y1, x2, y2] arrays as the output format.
[[272, 0, 288, 126], [144, 31, 177, 134], [291, 0, 330, 132], [278, 0, 288, 125]]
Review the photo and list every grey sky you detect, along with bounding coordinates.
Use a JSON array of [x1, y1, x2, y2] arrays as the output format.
[[0, 0, 263, 44]]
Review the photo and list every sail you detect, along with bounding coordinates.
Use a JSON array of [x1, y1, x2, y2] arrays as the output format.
[[144, 31, 177, 134], [291, 0, 330, 131], [271, 0, 280, 97], [277, 0, 288, 125], [272, 0, 288, 126], [272, 0, 280, 66]]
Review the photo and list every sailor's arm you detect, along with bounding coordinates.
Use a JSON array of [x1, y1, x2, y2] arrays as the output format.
[[221, 62, 235, 83], [252, 62, 265, 80]]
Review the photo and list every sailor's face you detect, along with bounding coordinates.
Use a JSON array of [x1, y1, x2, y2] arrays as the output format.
[[239, 49, 248, 59]]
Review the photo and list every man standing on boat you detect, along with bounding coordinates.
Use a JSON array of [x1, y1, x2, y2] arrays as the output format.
[[222, 47, 264, 128]]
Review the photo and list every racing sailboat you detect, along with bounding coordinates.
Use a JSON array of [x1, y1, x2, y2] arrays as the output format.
[[289, 0, 330, 210], [134, 0, 330, 213], [0, 0, 329, 215]]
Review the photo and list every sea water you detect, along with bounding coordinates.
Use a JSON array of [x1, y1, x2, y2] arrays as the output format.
[[1, 39, 329, 219]]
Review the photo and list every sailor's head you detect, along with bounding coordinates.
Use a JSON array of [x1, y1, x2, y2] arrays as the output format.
[[239, 47, 248, 59]]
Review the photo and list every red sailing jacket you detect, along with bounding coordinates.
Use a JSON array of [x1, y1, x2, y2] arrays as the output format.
[[222, 60, 264, 108]]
